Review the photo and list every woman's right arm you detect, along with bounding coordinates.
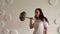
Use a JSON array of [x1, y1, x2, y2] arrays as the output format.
[[30, 18, 33, 29]]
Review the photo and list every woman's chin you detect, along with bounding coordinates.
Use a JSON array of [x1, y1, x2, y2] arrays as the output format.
[[36, 16, 39, 18]]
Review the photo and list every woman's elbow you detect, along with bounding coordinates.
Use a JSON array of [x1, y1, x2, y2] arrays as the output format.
[[30, 26, 33, 29]]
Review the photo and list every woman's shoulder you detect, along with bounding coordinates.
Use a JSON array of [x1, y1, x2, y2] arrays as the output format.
[[43, 19, 49, 27], [43, 17, 49, 22]]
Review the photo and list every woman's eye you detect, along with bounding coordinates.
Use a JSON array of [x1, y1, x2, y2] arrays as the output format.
[[35, 12, 38, 13]]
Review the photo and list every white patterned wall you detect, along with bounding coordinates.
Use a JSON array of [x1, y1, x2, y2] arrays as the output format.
[[0, 0, 60, 34]]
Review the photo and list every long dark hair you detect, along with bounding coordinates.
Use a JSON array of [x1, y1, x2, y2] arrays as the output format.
[[35, 8, 49, 23]]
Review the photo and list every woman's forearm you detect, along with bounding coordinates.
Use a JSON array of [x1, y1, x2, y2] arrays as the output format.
[[45, 27, 48, 34], [30, 19, 33, 29]]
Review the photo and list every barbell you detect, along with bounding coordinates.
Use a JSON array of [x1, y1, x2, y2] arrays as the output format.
[[19, 11, 36, 21]]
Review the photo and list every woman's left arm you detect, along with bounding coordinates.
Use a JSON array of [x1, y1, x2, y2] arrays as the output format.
[[44, 21, 48, 34], [44, 27, 48, 34]]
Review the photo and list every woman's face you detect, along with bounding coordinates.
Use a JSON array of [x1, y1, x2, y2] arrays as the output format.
[[35, 10, 40, 18]]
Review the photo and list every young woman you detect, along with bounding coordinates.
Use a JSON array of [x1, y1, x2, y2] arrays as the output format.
[[30, 8, 49, 34]]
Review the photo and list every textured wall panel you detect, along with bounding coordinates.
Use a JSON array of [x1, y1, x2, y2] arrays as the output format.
[[0, 0, 5, 7], [3, 14, 12, 22], [5, 0, 13, 4], [10, 30, 18, 34], [57, 26, 60, 34], [0, 21, 5, 28], [48, 0, 57, 6], [0, 9, 5, 16], [2, 28, 9, 34], [0, 9, 5, 21], [54, 18, 60, 24]]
